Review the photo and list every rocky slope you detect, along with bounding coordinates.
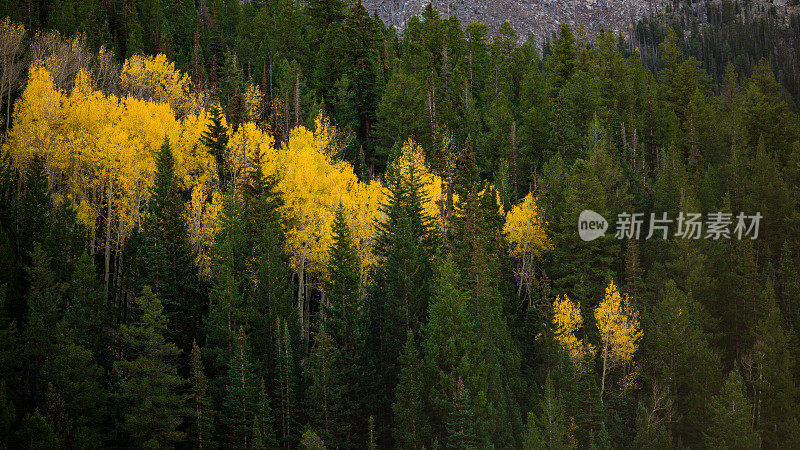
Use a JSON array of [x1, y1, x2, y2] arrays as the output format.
[[361, 0, 668, 45]]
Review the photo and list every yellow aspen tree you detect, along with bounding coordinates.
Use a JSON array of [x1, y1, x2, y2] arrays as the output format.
[[552, 294, 595, 372], [594, 280, 643, 401], [504, 193, 552, 306], [120, 53, 198, 117]]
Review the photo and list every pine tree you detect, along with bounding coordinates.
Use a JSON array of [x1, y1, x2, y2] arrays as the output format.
[[22, 245, 65, 405], [201, 105, 231, 189], [546, 23, 576, 92], [534, 373, 572, 449], [205, 193, 247, 367], [446, 376, 476, 449], [306, 329, 346, 447], [243, 160, 293, 376], [522, 411, 545, 449], [368, 161, 436, 443], [115, 286, 186, 447], [140, 138, 203, 355], [223, 327, 258, 448], [66, 252, 106, 358], [41, 323, 107, 447], [423, 254, 482, 444], [252, 377, 278, 449], [322, 205, 366, 444], [753, 282, 800, 447], [188, 341, 215, 449], [323, 206, 360, 327], [644, 280, 719, 446], [704, 372, 760, 449], [275, 318, 297, 448], [392, 330, 430, 448]]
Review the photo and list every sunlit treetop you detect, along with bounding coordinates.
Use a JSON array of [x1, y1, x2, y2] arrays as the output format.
[[121, 53, 199, 117], [504, 192, 551, 258]]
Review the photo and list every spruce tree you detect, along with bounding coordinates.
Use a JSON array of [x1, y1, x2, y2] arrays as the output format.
[[753, 282, 800, 447], [322, 205, 366, 444], [140, 138, 203, 355], [114, 286, 186, 447], [446, 377, 477, 449], [306, 329, 346, 447], [201, 105, 231, 189], [275, 318, 297, 448], [534, 373, 572, 449], [41, 325, 107, 447], [67, 252, 107, 358], [703, 372, 760, 449], [252, 377, 278, 449], [392, 330, 430, 448], [188, 341, 215, 449], [223, 327, 258, 448], [368, 162, 436, 443], [423, 255, 482, 445]]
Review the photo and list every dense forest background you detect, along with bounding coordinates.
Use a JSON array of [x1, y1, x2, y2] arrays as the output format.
[[1, 0, 800, 448]]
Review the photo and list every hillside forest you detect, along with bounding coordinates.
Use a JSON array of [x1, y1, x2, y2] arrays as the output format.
[[1, 0, 800, 448]]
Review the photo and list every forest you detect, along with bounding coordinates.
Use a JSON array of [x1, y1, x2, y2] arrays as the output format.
[[0, 0, 800, 448]]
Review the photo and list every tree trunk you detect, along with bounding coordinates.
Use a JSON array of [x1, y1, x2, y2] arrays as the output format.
[[104, 178, 112, 297]]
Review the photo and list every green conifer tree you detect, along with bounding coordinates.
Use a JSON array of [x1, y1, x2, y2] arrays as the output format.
[[140, 138, 204, 355], [188, 340, 215, 449], [703, 372, 760, 449], [114, 286, 186, 447], [223, 327, 258, 448]]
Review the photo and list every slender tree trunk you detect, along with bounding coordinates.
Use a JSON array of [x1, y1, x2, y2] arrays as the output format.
[[600, 346, 608, 403], [104, 178, 112, 297], [297, 242, 306, 340], [294, 71, 300, 127]]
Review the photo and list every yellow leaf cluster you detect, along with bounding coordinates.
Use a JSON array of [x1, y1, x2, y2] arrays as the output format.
[[504, 192, 552, 258], [552, 294, 595, 372], [120, 53, 198, 117], [5, 64, 215, 273], [390, 139, 446, 233], [10, 58, 552, 288], [594, 280, 643, 368]]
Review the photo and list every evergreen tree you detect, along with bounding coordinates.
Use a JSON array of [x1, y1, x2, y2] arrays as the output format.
[[223, 327, 258, 448], [188, 340, 215, 449], [321, 205, 365, 446], [368, 162, 436, 443], [139, 138, 203, 355], [252, 377, 278, 449], [753, 282, 800, 447], [41, 323, 107, 447], [201, 105, 231, 189], [446, 376, 477, 449], [114, 286, 186, 447], [644, 280, 719, 445], [205, 193, 248, 368], [533, 373, 572, 449], [306, 329, 346, 447], [703, 372, 760, 449], [546, 23, 577, 92], [66, 252, 107, 358], [275, 318, 297, 448], [422, 254, 482, 445], [392, 330, 430, 448]]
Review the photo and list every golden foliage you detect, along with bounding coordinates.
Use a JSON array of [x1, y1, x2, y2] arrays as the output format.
[[504, 192, 551, 258], [120, 53, 198, 117], [594, 280, 643, 368], [552, 294, 595, 372]]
